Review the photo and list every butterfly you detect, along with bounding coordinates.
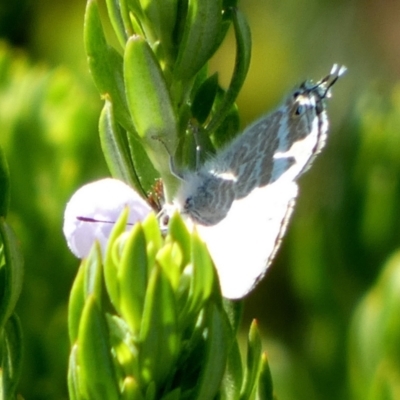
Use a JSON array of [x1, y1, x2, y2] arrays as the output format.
[[64, 65, 346, 300], [165, 64, 346, 299]]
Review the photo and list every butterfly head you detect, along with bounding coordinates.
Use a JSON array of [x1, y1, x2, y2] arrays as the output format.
[[296, 64, 346, 114]]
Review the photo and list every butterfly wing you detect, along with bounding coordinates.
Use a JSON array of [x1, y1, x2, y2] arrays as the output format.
[[196, 181, 298, 299]]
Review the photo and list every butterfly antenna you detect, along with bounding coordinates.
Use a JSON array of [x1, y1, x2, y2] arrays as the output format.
[[151, 135, 185, 181], [190, 123, 202, 171], [307, 64, 346, 98]]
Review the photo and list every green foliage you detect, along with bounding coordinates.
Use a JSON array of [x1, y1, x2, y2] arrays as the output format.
[[0, 41, 105, 398], [68, 212, 274, 399], [84, 0, 251, 201], [349, 251, 400, 400], [0, 146, 23, 399], [0, 148, 9, 217]]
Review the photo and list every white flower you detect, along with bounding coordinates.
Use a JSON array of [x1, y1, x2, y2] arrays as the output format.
[[63, 178, 152, 258]]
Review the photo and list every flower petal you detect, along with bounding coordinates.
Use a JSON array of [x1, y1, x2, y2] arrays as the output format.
[[63, 178, 152, 258]]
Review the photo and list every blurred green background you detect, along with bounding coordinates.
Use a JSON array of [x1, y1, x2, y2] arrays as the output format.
[[1, 0, 400, 399]]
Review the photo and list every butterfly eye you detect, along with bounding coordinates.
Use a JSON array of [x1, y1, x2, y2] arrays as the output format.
[[294, 104, 305, 116], [184, 196, 193, 210], [293, 90, 301, 99]]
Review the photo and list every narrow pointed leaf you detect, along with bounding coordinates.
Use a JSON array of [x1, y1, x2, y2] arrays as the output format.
[[106, 315, 139, 380], [0, 314, 23, 398], [0, 148, 9, 217], [84, 0, 134, 132], [257, 353, 274, 400], [105, 0, 128, 47], [104, 208, 130, 309], [139, 266, 179, 386], [173, 0, 223, 82], [139, 0, 178, 63], [99, 100, 146, 197], [0, 220, 23, 332], [191, 73, 219, 124], [207, 8, 251, 134], [84, 242, 104, 300], [220, 338, 243, 400], [119, 223, 148, 335], [124, 36, 179, 199], [145, 382, 156, 400], [121, 376, 145, 400], [167, 212, 191, 268], [124, 35, 178, 196], [161, 388, 181, 400], [68, 345, 80, 400], [68, 243, 103, 346], [156, 242, 183, 291], [211, 93, 241, 149], [222, 299, 243, 334], [240, 320, 263, 400], [141, 213, 163, 270], [126, 130, 160, 194], [78, 296, 119, 400], [68, 261, 85, 344], [187, 230, 215, 317], [192, 303, 232, 400]]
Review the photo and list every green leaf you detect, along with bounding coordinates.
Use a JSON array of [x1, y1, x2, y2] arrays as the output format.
[[84, 0, 134, 133], [0, 314, 23, 399], [145, 382, 156, 400], [211, 92, 241, 149], [104, 208, 130, 310], [106, 315, 140, 380], [68, 260, 85, 345], [220, 338, 243, 400], [349, 250, 400, 399], [191, 303, 232, 400], [185, 230, 215, 319], [121, 376, 145, 400], [161, 388, 181, 400], [223, 0, 239, 7], [156, 242, 183, 292], [207, 8, 251, 135], [191, 73, 219, 124], [139, 266, 179, 386], [0, 148, 9, 217], [105, 0, 129, 47], [124, 35, 179, 199], [141, 213, 163, 271], [123, 35, 177, 147], [257, 353, 274, 400], [0, 219, 23, 332], [69, 243, 104, 344], [166, 212, 191, 268], [138, 0, 178, 63], [240, 320, 263, 400], [222, 299, 244, 334], [99, 100, 147, 197], [127, 5, 146, 37], [126, 130, 161, 194], [173, 0, 223, 82], [84, 242, 104, 300], [118, 223, 148, 336], [78, 296, 120, 400], [68, 345, 80, 400]]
